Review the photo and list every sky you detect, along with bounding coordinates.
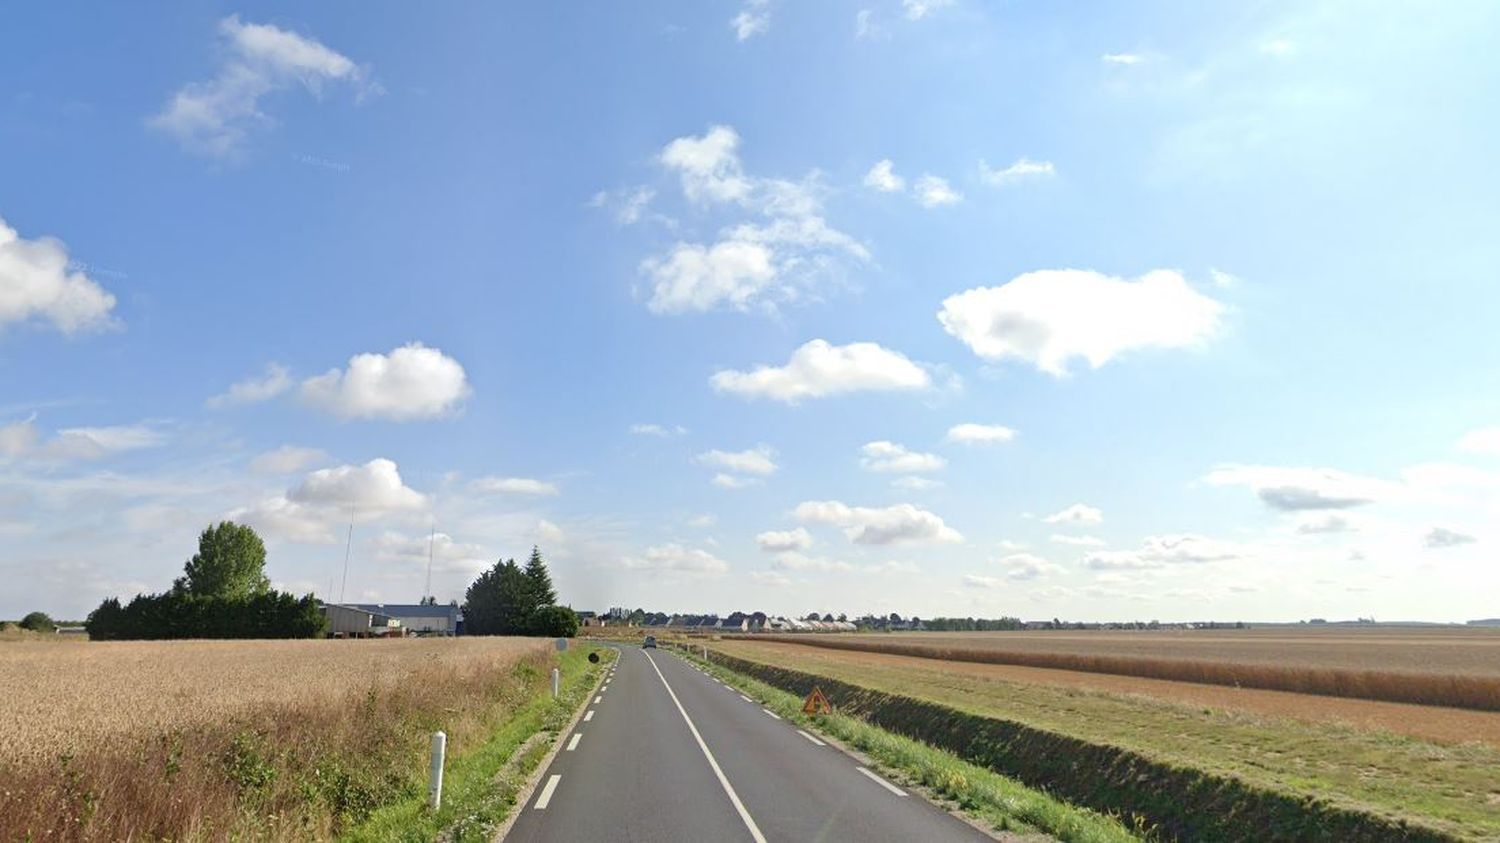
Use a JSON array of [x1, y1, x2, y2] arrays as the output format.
[[3, 1, 1499, 623]]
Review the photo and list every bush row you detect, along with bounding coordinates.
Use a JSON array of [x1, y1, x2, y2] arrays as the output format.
[[85, 591, 326, 640]]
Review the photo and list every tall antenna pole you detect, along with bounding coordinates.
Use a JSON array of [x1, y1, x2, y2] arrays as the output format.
[[425, 519, 435, 602], [339, 505, 354, 604]]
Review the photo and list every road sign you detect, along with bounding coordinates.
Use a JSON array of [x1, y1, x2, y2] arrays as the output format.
[[555, 637, 568, 652], [802, 686, 833, 715]]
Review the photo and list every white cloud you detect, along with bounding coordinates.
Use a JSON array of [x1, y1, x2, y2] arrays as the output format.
[[946, 423, 1016, 445], [771, 551, 853, 572], [892, 476, 942, 492], [860, 441, 946, 473], [978, 157, 1056, 187], [300, 343, 470, 421], [1050, 534, 1105, 547], [288, 458, 426, 512], [1458, 427, 1500, 457], [711, 473, 759, 490], [1424, 527, 1476, 549], [795, 500, 962, 546], [938, 269, 1225, 376], [687, 514, 717, 529], [630, 423, 687, 437], [468, 476, 559, 497], [902, 0, 953, 20], [0, 419, 166, 462], [963, 574, 1005, 589], [617, 187, 656, 224], [232, 495, 338, 544], [757, 527, 812, 552], [1085, 534, 1239, 569], [249, 445, 328, 475], [534, 519, 567, 546], [731, 0, 772, 41], [711, 339, 930, 403], [1204, 464, 1389, 510], [149, 15, 375, 157], [0, 419, 37, 458], [1101, 53, 1144, 65], [660, 124, 753, 205], [618, 543, 729, 574], [0, 215, 118, 335], [863, 159, 905, 192], [372, 530, 489, 573], [854, 9, 888, 40], [1043, 504, 1103, 525], [997, 552, 1063, 580], [913, 175, 962, 208], [208, 363, 291, 408], [1296, 513, 1355, 535], [643, 240, 776, 314], [698, 445, 778, 476]]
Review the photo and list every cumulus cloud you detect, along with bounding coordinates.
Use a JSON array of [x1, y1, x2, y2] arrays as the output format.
[[468, 476, 559, 497], [617, 543, 729, 574], [698, 445, 778, 476], [771, 551, 853, 572], [1043, 504, 1103, 525], [300, 343, 470, 421], [757, 527, 812, 552], [731, 0, 772, 41], [1458, 427, 1500, 457], [630, 423, 687, 437], [1050, 534, 1105, 547], [1423, 527, 1476, 549], [978, 157, 1056, 187], [863, 159, 905, 192], [289, 458, 426, 511], [0, 215, 118, 335], [644, 126, 868, 315], [997, 552, 1063, 580], [1085, 534, 1238, 569], [232, 494, 339, 544], [946, 423, 1016, 445], [795, 500, 962, 546], [711, 339, 930, 403], [208, 363, 291, 408], [149, 15, 376, 157], [248, 445, 328, 475], [902, 0, 953, 20], [860, 441, 946, 473], [938, 269, 1225, 376], [1204, 464, 1389, 510], [913, 175, 962, 208]]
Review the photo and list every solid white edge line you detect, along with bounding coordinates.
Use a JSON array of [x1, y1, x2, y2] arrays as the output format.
[[566, 733, 582, 751], [795, 729, 826, 746], [856, 766, 907, 796], [534, 774, 562, 809], [644, 651, 768, 843], [584, 709, 595, 721], [762, 709, 782, 720]]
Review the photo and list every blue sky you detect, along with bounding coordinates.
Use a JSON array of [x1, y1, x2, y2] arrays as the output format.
[[3, 1, 1499, 622]]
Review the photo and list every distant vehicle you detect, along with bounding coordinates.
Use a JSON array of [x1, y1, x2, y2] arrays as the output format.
[[642, 635, 657, 648]]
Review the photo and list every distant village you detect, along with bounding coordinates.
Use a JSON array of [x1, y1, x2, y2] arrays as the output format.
[[575, 607, 1255, 633]]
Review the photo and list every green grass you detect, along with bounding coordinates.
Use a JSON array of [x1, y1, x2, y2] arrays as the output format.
[[342, 646, 612, 843], [714, 640, 1500, 840], [678, 647, 1144, 843]]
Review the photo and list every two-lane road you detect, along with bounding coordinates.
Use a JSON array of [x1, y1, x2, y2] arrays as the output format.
[[504, 646, 994, 841]]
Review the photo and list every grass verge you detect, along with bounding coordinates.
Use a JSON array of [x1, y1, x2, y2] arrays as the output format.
[[676, 646, 1144, 843], [343, 645, 611, 843]]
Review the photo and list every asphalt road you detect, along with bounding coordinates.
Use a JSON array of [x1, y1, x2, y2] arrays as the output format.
[[504, 645, 995, 842]]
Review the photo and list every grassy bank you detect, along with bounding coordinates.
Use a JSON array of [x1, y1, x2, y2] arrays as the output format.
[[673, 645, 1142, 842], [711, 640, 1495, 841], [345, 645, 611, 842], [748, 633, 1500, 711]]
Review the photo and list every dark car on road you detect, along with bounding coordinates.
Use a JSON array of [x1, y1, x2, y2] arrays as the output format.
[[642, 635, 657, 648]]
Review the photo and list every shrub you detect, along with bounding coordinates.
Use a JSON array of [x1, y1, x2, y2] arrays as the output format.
[[530, 605, 579, 638], [19, 611, 56, 633]]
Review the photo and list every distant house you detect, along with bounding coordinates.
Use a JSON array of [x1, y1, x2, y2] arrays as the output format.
[[718, 613, 748, 632], [349, 603, 461, 636], [322, 604, 403, 638]]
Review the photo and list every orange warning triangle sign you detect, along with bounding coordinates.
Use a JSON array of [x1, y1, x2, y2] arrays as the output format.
[[802, 686, 833, 715]]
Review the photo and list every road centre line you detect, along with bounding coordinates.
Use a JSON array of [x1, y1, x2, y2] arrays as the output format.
[[566, 733, 582, 751], [643, 651, 768, 843], [584, 709, 595, 721], [856, 767, 907, 796], [534, 774, 562, 809], [796, 729, 826, 746]]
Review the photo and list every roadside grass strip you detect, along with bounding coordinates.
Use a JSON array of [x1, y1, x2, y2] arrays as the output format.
[[343, 647, 614, 843], [677, 651, 1141, 843]]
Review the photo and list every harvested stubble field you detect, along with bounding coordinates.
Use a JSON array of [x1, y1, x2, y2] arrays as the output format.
[[715, 638, 1500, 840], [751, 626, 1500, 711], [0, 637, 553, 841]]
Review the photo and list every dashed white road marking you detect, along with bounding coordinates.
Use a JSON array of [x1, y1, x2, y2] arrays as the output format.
[[738, 694, 752, 702], [643, 651, 767, 843], [594, 695, 602, 704], [856, 767, 907, 796], [584, 709, 595, 721], [566, 733, 582, 751], [534, 774, 562, 809], [763, 709, 782, 720], [796, 729, 826, 746]]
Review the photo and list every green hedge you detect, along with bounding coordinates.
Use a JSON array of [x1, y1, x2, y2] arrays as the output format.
[[85, 591, 326, 640], [708, 650, 1455, 843]]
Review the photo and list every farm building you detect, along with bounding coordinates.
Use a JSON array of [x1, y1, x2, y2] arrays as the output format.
[[321, 604, 403, 638], [349, 603, 462, 636]]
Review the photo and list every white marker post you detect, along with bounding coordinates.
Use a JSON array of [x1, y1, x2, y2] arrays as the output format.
[[551, 667, 560, 698], [428, 731, 446, 809]]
